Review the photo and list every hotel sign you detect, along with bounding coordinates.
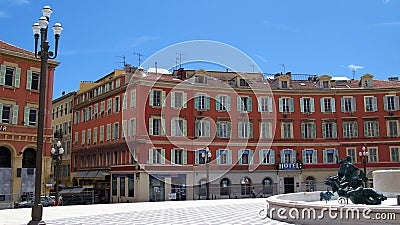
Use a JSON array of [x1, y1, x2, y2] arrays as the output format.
[[277, 162, 302, 171]]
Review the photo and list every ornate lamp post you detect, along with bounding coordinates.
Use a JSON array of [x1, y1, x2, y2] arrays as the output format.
[[51, 141, 64, 206], [29, 5, 62, 225], [359, 146, 369, 187], [201, 147, 212, 200]]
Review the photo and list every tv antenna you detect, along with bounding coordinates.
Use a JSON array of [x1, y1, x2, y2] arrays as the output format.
[[280, 64, 286, 74], [250, 64, 255, 72], [176, 53, 184, 69], [116, 55, 127, 68], [133, 51, 144, 67]]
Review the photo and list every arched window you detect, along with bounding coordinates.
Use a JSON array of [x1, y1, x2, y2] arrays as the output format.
[[305, 176, 315, 192], [0, 146, 12, 168], [22, 148, 36, 168], [262, 177, 273, 195], [220, 178, 230, 196], [240, 177, 251, 195]]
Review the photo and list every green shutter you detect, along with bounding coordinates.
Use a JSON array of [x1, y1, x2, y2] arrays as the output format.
[[171, 149, 176, 164], [313, 150, 318, 164], [206, 94, 210, 110], [228, 150, 232, 164], [270, 150, 275, 164], [302, 150, 306, 164], [205, 120, 210, 137], [384, 96, 388, 111], [300, 98, 304, 113], [183, 120, 187, 136], [238, 150, 242, 164], [0, 103, 3, 122], [238, 122, 242, 138], [237, 96, 242, 112], [122, 120, 127, 138], [148, 148, 154, 164], [216, 150, 221, 164], [249, 122, 253, 138], [301, 123, 305, 138], [375, 121, 380, 137], [291, 150, 296, 163], [0, 64, 6, 85], [194, 94, 199, 109], [257, 97, 262, 112], [310, 98, 315, 112], [280, 150, 285, 163], [289, 98, 294, 112], [24, 106, 30, 125], [226, 96, 231, 111], [161, 91, 166, 107], [171, 120, 176, 136], [373, 97, 378, 112], [149, 118, 153, 135], [352, 97, 357, 112], [195, 121, 199, 137], [395, 96, 399, 111], [149, 90, 154, 106], [161, 149, 166, 164], [161, 119, 166, 136], [279, 98, 283, 112], [12, 105, 18, 125], [227, 122, 231, 138], [183, 92, 187, 108], [332, 123, 337, 138], [331, 98, 336, 112], [216, 122, 221, 138], [353, 122, 358, 137], [249, 150, 254, 164], [247, 97, 252, 112], [341, 98, 345, 112], [323, 150, 327, 163], [322, 123, 326, 138], [171, 92, 175, 108], [216, 95, 220, 111], [183, 150, 187, 164], [320, 98, 325, 112], [312, 123, 316, 138], [268, 97, 273, 113], [195, 150, 199, 164], [259, 149, 264, 164], [364, 122, 368, 137], [130, 90, 136, 108], [14, 68, 21, 88], [26, 70, 32, 90]]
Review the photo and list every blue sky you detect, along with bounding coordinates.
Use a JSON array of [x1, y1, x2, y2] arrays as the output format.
[[0, 0, 399, 98]]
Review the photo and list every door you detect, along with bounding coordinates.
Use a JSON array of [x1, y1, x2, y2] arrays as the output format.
[[284, 177, 295, 193]]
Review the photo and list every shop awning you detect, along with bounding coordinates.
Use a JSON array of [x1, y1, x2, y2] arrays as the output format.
[[75, 170, 109, 179], [59, 187, 85, 194]]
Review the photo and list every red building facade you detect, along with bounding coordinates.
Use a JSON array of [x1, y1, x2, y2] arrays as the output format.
[[71, 67, 400, 203], [0, 40, 58, 208]]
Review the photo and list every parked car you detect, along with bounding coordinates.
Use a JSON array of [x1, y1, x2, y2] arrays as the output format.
[[49, 195, 62, 206], [16, 196, 55, 208]]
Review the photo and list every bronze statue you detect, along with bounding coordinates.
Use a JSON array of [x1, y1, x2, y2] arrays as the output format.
[[323, 156, 387, 205]]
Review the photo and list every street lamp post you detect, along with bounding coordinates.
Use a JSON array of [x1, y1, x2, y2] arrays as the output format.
[[51, 141, 64, 206], [201, 147, 212, 200], [359, 146, 369, 187], [29, 5, 62, 225]]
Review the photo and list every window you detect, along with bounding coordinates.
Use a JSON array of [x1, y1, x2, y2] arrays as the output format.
[[364, 96, 377, 112], [217, 149, 231, 165], [282, 122, 293, 139], [323, 149, 338, 164], [99, 153, 104, 167], [113, 122, 120, 140], [26, 71, 40, 91], [171, 119, 187, 137], [216, 95, 230, 111], [238, 150, 253, 164], [238, 121, 253, 139], [388, 120, 399, 137], [301, 122, 316, 139], [300, 98, 314, 113], [195, 94, 210, 110], [322, 122, 337, 139], [87, 129, 91, 145], [281, 81, 288, 89], [100, 101, 105, 116], [343, 121, 358, 138], [341, 97, 356, 113], [237, 96, 252, 112], [93, 104, 98, 119], [171, 92, 187, 108], [86, 155, 91, 167], [114, 96, 120, 113], [220, 178, 230, 196], [260, 122, 272, 139], [128, 175, 134, 197], [263, 178, 273, 194], [384, 95, 399, 111], [0, 65, 20, 88], [216, 121, 231, 138], [122, 120, 127, 138], [302, 150, 317, 164], [258, 97, 272, 113], [346, 148, 357, 163], [239, 79, 249, 87], [195, 119, 210, 137], [60, 105, 63, 117], [120, 177, 125, 197], [115, 78, 120, 88], [74, 111, 80, 124], [149, 148, 165, 164], [149, 118, 165, 136], [241, 177, 251, 195], [114, 151, 118, 165], [320, 98, 335, 113], [130, 90, 136, 108], [279, 97, 294, 113], [106, 152, 111, 166], [196, 150, 207, 164], [150, 90, 165, 107], [122, 93, 127, 110], [112, 176, 117, 196], [171, 149, 186, 165], [322, 81, 329, 88], [0, 104, 11, 124], [74, 132, 78, 146], [107, 99, 112, 115], [280, 149, 296, 164], [260, 149, 275, 164], [390, 147, 399, 162], [99, 126, 104, 142], [106, 124, 111, 141], [25, 107, 38, 126], [364, 120, 379, 137], [128, 118, 136, 137], [368, 148, 378, 162], [81, 130, 86, 146], [305, 176, 315, 192], [92, 154, 97, 167]]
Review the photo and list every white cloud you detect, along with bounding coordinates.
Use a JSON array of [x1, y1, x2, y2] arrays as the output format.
[[348, 64, 364, 71]]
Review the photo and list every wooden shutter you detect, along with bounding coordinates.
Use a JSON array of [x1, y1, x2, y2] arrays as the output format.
[[26, 70, 32, 90], [0, 64, 6, 85], [24, 106, 30, 125], [14, 68, 21, 88], [12, 105, 18, 125]]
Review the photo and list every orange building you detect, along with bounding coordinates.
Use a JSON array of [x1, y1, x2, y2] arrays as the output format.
[[0, 40, 59, 208], [71, 66, 400, 203]]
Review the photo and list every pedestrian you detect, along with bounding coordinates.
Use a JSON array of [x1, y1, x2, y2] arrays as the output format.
[[251, 187, 256, 198]]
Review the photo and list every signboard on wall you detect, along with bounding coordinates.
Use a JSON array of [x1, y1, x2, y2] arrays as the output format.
[[277, 162, 302, 170]]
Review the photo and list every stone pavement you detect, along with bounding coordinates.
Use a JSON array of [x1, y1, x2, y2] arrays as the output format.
[[0, 198, 294, 225]]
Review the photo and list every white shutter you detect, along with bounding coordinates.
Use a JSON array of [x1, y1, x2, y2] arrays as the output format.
[[12, 105, 19, 125], [26, 70, 32, 90]]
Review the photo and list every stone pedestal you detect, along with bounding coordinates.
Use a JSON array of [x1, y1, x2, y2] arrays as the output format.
[[373, 170, 400, 198]]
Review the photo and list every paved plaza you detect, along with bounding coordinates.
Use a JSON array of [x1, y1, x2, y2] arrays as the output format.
[[0, 198, 292, 225]]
